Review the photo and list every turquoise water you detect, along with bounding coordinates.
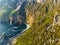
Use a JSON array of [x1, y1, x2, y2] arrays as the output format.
[[0, 23, 26, 45]]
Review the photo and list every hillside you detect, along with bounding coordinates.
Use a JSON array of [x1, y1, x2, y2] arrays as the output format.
[[14, 0, 60, 45]]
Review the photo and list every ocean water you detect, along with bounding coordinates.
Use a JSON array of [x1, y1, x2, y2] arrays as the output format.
[[0, 22, 26, 45]]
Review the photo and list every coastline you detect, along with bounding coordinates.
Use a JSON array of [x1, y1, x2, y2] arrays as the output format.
[[11, 24, 30, 45]]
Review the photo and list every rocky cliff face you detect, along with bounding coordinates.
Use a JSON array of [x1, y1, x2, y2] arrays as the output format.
[[1, 0, 35, 26], [0, 0, 26, 25], [14, 0, 60, 45], [25, 9, 35, 26], [0, 0, 60, 25]]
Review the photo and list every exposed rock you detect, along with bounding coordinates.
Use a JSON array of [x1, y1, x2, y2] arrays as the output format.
[[45, 23, 52, 30], [26, 0, 46, 4], [53, 12, 60, 26], [26, 10, 35, 26], [36, 0, 46, 4], [53, 0, 60, 5]]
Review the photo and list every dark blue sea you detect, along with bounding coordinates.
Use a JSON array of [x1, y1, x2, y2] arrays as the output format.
[[0, 22, 26, 45]]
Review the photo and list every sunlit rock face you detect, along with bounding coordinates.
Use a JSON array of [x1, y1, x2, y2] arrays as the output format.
[[26, 10, 34, 26], [36, 0, 41, 3], [53, 0, 60, 5], [26, 0, 46, 4], [36, 0, 46, 4]]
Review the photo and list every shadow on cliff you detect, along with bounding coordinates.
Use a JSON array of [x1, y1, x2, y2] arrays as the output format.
[[18, 1, 26, 24]]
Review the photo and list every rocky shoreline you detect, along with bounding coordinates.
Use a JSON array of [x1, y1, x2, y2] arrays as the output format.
[[10, 24, 30, 45]]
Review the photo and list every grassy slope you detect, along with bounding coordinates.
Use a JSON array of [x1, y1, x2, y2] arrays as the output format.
[[14, 0, 60, 45]]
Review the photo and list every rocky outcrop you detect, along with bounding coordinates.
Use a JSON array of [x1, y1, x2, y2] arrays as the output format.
[[53, 12, 60, 26], [26, 9, 35, 26], [36, 0, 46, 4], [26, 0, 46, 4], [53, 0, 60, 5]]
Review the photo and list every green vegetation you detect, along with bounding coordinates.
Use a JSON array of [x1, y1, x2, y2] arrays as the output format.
[[14, 0, 60, 45]]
